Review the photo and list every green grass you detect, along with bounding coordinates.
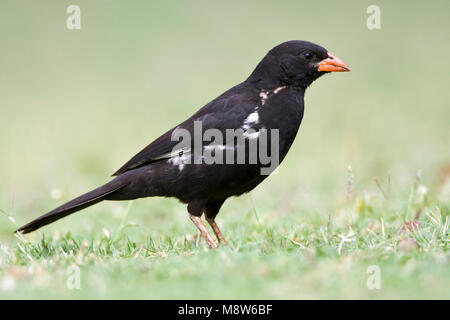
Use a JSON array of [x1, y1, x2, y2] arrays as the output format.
[[1, 175, 449, 299], [1, 0, 449, 299]]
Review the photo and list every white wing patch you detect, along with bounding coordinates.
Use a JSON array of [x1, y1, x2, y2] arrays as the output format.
[[242, 111, 259, 130], [243, 130, 260, 139], [260, 86, 287, 105], [259, 91, 269, 105]]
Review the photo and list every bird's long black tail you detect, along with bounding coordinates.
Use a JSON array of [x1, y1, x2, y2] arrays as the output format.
[[15, 177, 128, 234]]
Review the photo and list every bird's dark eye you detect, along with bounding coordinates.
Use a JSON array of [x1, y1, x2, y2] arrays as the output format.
[[304, 52, 313, 60]]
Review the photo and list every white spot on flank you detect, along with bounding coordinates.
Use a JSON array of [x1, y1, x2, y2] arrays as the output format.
[[168, 153, 190, 171]]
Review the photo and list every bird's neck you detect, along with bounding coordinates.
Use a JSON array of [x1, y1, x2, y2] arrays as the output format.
[[246, 55, 312, 90]]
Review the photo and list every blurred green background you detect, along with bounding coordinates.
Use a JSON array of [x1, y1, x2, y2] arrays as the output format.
[[0, 1, 449, 299]]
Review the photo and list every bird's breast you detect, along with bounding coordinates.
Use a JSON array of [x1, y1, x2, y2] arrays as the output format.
[[254, 87, 304, 161], [258, 88, 304, 131]]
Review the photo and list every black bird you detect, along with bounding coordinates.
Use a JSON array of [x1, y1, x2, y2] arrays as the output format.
[[16, 40, 350, 248]]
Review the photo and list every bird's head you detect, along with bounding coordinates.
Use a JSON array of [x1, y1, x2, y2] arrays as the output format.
[[248, 40, 350, 89]]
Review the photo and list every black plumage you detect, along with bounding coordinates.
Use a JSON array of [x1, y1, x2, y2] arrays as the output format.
[[16, 40, 350, 248]]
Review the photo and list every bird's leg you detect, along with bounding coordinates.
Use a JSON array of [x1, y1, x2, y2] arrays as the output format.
[[187, 200, 218, 248], [205, 217, 227, 246], [204, 200, 227, 246], [189, 214, 218, 249]]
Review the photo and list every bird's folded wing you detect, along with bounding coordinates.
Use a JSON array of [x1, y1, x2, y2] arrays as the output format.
[[112, 93, 258, 176]]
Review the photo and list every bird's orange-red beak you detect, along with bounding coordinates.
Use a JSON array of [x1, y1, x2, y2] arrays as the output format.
[[318, 52, 350, 72]]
